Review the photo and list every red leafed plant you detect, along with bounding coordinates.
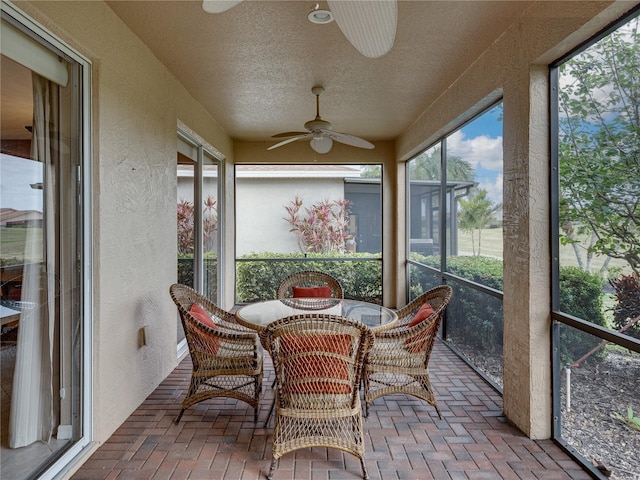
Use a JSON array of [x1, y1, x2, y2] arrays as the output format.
[[284, 195, 352, 254], [610, 272, 640, 339], [177, 196, 218, 255]]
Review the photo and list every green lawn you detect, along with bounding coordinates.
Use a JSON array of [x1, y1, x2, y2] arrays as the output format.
[[457, 227, 632, 275], [2, 224, 632, 276], [0, 227, 42, 264]]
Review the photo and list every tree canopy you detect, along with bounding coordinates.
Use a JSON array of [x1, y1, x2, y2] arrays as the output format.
[[409, 146, 475, 181], [458, 189, 502, 256], [558, 16, 640, 274]]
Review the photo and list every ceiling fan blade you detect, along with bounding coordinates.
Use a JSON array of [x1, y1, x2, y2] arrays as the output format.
[[202, 0, 243, 14], [271, 131, 309, 139], [325, 130, 375, 149], [327, 0, 397, 58], [267, 134, 312, 150]]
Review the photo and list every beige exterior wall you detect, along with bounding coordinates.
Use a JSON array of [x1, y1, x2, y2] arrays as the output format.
[[9, 1, 639, 476], [17, 0, 233, 454], [235, 176, 347, 256]]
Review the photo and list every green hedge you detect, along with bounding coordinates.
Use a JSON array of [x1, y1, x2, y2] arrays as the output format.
[[410, 255, 607, 364], [557, 266, 607, 364], [236, 252, 382, 303], [177, 255, 218, 299], [231, 251, 609, 365]]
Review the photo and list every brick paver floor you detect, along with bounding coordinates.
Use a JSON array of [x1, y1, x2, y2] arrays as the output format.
[[71, 341, 593, 479]]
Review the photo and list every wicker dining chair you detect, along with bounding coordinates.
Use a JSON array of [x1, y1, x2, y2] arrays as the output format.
[[362, 285, 452, 418], [169, 284, 263, 423], [260, 314, 374, 480], [276, 270, 344, 299]]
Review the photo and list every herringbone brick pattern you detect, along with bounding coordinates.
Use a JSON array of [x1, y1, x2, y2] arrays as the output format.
[[71, 341, 592, 480]]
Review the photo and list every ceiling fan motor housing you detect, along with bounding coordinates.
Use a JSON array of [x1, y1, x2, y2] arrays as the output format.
[[304, 118, 332, 132]]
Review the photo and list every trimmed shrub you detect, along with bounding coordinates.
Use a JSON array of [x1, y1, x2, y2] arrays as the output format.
[[235, 252, 609, 364], [558, 266, 607, 364], [236, 252, 382, 303], [177, 255, 218, 297], [410, 255, 607, 363]]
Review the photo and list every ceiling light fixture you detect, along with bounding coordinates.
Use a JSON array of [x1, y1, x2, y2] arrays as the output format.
[[310, 135, 333, 154], [308, 3, 334, 24]]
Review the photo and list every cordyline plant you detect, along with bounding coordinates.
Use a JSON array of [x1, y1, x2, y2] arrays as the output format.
[[284, 195, 352, 254], [177, 196, 218, 255]]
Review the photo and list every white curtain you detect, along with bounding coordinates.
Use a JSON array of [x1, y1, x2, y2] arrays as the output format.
[[9, 73, 58, 448]]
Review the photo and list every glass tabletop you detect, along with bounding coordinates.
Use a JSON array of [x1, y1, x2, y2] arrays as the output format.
[[235, 298, 397, 332]]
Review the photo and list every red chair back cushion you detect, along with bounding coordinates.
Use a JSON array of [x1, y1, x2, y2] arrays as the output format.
[[292, 286, 332, 298], [188, 303, 220, 355], [189, 303, 217, 329], [408, 301, 436, 327], [279, 333, 352, 394], [406, 301, 437, 354]]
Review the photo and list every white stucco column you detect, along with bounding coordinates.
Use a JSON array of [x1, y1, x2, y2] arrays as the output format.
[[502, 65, 552, 439]]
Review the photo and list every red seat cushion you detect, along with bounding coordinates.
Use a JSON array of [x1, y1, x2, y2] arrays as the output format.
[[279, 333, 352, 394], [188, 303, 220, 355], [408, 301, 436, 327], [292, 286, 332, 298]]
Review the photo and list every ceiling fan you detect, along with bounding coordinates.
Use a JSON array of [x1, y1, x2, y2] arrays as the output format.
[[201, 0, 397, 59], [267, 85, 374, 154]]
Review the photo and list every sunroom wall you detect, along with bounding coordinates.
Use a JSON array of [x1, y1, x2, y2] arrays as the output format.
[[397, 0, 636, 438], [17, 0, 234, 452]]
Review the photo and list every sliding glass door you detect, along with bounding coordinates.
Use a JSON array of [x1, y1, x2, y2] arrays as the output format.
[[1, 4, 90, 479]]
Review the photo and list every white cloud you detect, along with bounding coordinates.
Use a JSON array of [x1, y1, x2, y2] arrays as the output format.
[[447, 129, 503, 172], [478, 173, 503, 206]]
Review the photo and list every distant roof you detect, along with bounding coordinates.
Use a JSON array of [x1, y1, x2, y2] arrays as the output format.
[[236, 164, 361, 179], [0, 208, 42, 223]]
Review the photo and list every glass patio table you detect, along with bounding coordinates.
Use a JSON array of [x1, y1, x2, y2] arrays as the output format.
[[235, 298, 398, 332], [1, 304, 21, 326]]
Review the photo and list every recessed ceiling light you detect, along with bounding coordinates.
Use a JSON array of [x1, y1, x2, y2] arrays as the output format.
[[308, 3, 333, 24]]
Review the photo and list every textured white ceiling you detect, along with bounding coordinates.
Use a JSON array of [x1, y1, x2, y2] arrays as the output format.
[[105, 1, 535, 143]]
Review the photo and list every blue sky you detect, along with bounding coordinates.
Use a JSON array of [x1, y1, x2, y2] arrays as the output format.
[[448, 103, 503, 207]]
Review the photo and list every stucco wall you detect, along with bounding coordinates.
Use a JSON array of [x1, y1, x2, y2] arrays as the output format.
[[236, 177, 346, 255], [18, 0, 233, 447]]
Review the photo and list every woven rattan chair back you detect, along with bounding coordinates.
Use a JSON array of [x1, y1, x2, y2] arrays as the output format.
[[363, 285, 452, 418], [260, 314, 374, 480], [169, 284, 263, 423], [276, 270, 344, 299]]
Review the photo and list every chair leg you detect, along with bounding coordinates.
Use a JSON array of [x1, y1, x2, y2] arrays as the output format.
[[434, 402, 442, 420], [174, 408, 186, 425], [360, 458, 369, 480], [266, 457, 277, 480], [254, 376, 261, 423], [361, 374, 369, 418], [264, 398, 275, 428]]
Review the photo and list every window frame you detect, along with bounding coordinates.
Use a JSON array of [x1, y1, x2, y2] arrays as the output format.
[[549, 7, 640, 476], [177, 129, 223, 298], [405, 98, 504, 391]]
